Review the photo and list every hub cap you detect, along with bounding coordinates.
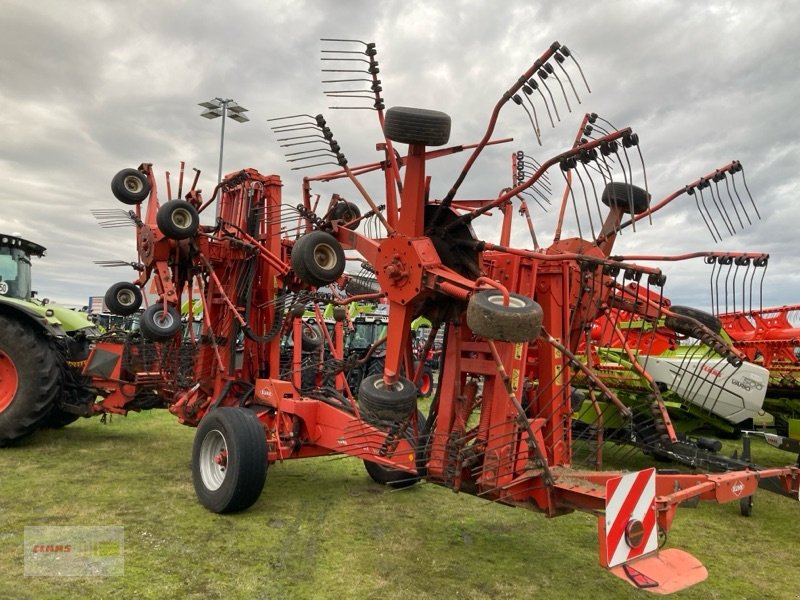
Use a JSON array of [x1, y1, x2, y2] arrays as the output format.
[[199, 429, 228, 491]]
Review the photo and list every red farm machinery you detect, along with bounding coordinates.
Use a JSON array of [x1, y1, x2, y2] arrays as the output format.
[[81, 40, 799, 593]]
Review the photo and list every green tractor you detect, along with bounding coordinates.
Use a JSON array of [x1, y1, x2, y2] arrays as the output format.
[[0, 234, 99, 445]]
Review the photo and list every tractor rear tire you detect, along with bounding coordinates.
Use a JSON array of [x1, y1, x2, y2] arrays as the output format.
[[357, 374, 417, 423], [192, 407, 268, 513], [466, 291, 543, 343], [157, 200, 200, 240], [363, 409, 427, 488], [104, 282, 143, 316], [600, 182, 650, 215], [665, 305, 722, 336], [331, 201, 361, 230], [111, 168, 151, 205], [0, 315, 60, 446], [384, 106, 451, 147], [139, 304, 182, 342], [291, 231, 346, 287], [39, 407, 80, 429]]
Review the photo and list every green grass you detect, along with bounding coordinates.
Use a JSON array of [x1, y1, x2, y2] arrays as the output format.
[[0, 412, 798, 599]]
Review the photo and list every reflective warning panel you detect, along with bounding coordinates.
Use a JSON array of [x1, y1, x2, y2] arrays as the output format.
[[604, 468, 658, 568]]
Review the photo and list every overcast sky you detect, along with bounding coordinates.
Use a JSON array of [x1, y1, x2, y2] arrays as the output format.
[[1, 0, 798, 312]]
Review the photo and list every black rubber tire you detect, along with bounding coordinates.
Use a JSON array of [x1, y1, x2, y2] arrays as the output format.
[[466, 290, 543, 343], [774, 415, 789, 437], [346, 365, 365, 395], [291, 231, 346, 287], [417, 366, 434, 397], [156, 200, 200, 240], [192, 407, 268, 513], [384, 106, 451, 147], [111, 168, 151, 205], [301, 322, 322, 352], [601, 182, 650, 215], [366, 357, 385, 378], [665, 305, 722, 336], [363, 409, 426, 488], [39, 407, 80, 429], [104, 282, 143, 316], [739, 496, 753, 517], [357, 373, 417, 422], [363, 409, 426, 489], [331, 201, 361, 230], [0, 315, 60, 446], [139, 303, 182, 342]]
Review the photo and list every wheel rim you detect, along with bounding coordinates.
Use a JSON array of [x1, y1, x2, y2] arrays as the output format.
[[117, 289, 136, 307], [123, 175, 144, 194], [199, 429, 228, 491], [372, 377, 408, 393], [0, 350, 19, 413], [171, 208, 193, 230], [487, 293, 526, 309], [419, 372, 432, 395], [312, 243, 337, 270], [153, 311, 175, 329]]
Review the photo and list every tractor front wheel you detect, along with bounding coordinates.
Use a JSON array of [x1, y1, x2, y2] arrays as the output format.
[[417, 366, 434, 397], [0, 315, 60, 446], [466, 291, 543, 343], [192, 407, 268, 513]]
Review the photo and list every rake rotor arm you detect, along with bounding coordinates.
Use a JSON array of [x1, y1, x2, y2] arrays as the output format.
[[601, 161, 751, 244], [443, 128, 633, 233], [553, 113, 596, 241], [441, 42, 564, 208]]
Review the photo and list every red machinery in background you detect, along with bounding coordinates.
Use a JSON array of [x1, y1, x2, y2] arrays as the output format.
[[83, 40, 798, 593]]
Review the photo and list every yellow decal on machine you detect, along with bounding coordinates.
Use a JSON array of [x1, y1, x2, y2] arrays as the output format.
[[514, 343, 523, 360], [511, 369, 520, 391], [554, 340, 563, 385]]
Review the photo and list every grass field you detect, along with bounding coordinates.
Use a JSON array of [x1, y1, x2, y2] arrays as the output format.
[[0, 411, 798, 599]]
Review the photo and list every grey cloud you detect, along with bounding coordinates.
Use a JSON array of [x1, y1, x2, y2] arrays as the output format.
[[1, 0, 798, 311]]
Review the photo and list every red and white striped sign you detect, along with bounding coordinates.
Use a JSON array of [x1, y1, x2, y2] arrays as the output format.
[[604, 468, 658, 568]]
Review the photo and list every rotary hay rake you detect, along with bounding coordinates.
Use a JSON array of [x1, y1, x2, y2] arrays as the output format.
[[83, 40, 799, 593]]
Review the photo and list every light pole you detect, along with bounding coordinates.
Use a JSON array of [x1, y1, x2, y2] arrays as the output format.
[[198, 97, 250, 185]]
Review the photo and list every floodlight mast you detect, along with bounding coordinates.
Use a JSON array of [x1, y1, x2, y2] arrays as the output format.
[[199, 97, 250, 185]]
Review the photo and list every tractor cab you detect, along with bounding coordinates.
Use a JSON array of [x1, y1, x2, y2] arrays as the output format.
[[0, 234, 45, 302], [347, 312, 388, 356]]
